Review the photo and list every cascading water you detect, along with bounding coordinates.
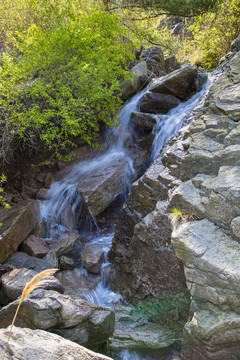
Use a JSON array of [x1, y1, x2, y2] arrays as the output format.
[[39, 70, 217, 360]]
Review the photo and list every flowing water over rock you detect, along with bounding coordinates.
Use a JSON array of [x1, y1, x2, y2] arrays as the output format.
[[38, 69, 214, 359]]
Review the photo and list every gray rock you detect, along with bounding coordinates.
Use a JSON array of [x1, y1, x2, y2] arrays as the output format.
[[37, 188, 50, 200], [49, 232, 80, 255], [110, 322, 177, 350], [139, 91, 181, 114], [0, 202, 39, 264], [148, 65, 197, 100], [172, 219, 240, 311], [130, 111, 157, 131], [0, 289, 115, 347], [230, 216, 240, 241], [169, 180, 205, 218], [35, 219, 49, 238], [77, 156, 136, 218], [165, 55, 180, 74], [22, 235, 49, 258], [44, 232, 80, 267], [231, 34, 240, 52], [1, 268, 63, 301], [121, 61, 148, 101], [44, 172, 54, 188], [3, 252, 52, 272], [81, 244, 105, 275], [56, 268, 100, 298], [109, 159, 177, 277], [0, 326, 113, 360], [117, 201, 186, 299], [228, 51, 240, 84], [183, 306, 240, 360], [215, 83, 240, 120], [59, 255, 75, 270], [224, 125, 240, 146], [141, 46, 165, 76]]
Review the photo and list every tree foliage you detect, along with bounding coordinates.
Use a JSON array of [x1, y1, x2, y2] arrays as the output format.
[[183, 0, 240, 68], [110, 0, 221, 16], [0, 0, 134, 165]]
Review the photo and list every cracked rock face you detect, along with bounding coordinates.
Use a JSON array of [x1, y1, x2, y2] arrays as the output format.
[[168, 50, 240, 359], [110, 46, 240, 358]]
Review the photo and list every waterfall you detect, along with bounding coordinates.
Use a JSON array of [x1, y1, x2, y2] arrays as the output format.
[[37, 70, 219, 360]]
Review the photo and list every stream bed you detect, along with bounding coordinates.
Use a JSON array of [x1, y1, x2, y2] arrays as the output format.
[[38, 70, 214, 359]]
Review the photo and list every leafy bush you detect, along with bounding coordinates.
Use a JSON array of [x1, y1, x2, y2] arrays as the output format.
[[182, 0, 240, 68], [0, 0, 134, 165]]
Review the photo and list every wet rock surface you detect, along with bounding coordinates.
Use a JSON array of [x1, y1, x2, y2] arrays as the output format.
[[81, 243, 105, 275], [56, 268, 100, 298], [148, 65, 197, 100], [76, 155, 136, 218], [139, 92, 181, 114]]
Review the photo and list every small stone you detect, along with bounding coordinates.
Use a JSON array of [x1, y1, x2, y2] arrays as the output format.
[[81, 244, 105, 275], [45, 173, 54, 188], [37, 188, 50, 200], [22, 235, 50, 258], [59, 256, 75, 270]]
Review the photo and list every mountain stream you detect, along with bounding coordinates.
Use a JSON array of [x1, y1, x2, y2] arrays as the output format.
[[39, 72, 214, 360]]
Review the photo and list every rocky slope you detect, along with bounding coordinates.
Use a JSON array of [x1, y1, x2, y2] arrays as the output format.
[[110, 39, 240, 359]]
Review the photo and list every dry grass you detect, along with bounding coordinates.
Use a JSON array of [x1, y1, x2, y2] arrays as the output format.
[[1, 268, 58, 360]]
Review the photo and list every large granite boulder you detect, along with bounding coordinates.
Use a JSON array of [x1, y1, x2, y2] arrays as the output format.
[[0, 202, 39, 263], [138, 91, 181, 114], [0, 289, 114, 347], [77, 154, 136, 218], [0, 326, 113, 360], [172, 220, 240, 359], [148, 65, 198, 100], [163, 49, 240, 358]]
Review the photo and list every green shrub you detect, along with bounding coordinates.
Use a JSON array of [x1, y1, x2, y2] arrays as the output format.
[[183, 0, 240, 69], [0, 0, 134, 165]]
